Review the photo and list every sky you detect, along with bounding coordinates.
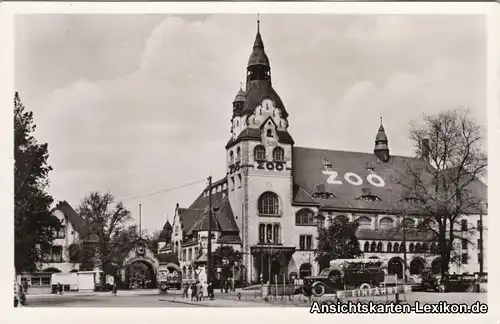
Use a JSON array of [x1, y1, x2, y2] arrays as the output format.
[[14, 14, 487, 233]]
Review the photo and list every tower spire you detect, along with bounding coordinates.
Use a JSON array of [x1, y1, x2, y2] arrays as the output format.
[[257, 14, 260, 34], [374, 117, 390, 162]]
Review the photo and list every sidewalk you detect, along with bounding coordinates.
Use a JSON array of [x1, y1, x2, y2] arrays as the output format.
[[160, 297, 295, 307], [27, 289, 159, 298]]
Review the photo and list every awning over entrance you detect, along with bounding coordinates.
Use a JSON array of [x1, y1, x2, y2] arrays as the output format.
[[250, 245, 295, 255]]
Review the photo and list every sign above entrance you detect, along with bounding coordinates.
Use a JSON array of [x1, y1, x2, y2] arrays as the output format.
[[322, 170, 386, 187], [256, 161, 285, 172]]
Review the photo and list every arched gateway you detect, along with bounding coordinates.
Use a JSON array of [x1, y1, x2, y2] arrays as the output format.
[[120, 239, 160, 289]]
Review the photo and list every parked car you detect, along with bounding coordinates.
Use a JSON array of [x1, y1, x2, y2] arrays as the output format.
[[420, 270, 442, 292]]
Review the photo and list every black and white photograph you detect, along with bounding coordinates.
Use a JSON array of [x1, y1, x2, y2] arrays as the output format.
[[1, 2, 498, 320]]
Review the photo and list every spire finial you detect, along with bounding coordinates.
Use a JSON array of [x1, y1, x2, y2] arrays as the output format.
[[240, 81, 243, 89], [380, 116, 383, 126], [257, 14, 260, 33]]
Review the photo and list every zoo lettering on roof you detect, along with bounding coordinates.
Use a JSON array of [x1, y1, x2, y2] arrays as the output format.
[[322, 170, 386, 187]]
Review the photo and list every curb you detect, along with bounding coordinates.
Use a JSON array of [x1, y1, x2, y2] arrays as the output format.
[[158, 299, 219, 307]]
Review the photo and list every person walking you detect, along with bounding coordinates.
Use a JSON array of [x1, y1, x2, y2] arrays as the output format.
[[202, 281, 209, 301], [182, 282, 188, 299], [188, 283, 193, 301], [57, 282, 63, 295], [112, 282, 117, 297], [208, 282, 214, 300]]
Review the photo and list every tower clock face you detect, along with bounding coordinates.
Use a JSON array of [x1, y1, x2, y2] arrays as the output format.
[[136, 244, 145, 256]]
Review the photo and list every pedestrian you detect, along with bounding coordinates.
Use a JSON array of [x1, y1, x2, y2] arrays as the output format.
[[220, 279, 224, 293], [112, 282, 117, 297], [202, 281, 209, 301], [224, 280, 228, 293], [57, 282, 63, 295], [198, 281, 203, 301], [208, 282, 214, 300], [192, 283, 198, 301], [188, 283, 193, 301], [182, 283, 188, 299]]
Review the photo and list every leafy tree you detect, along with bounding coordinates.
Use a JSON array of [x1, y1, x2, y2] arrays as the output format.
[[211, 245, 242, 280], [14, 92, 61, 273], [315, 216, 362, 269], [75, 191, 132, 281], [395, 108, 487, 277]]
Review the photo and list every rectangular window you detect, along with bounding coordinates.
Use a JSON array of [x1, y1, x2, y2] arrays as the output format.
[[54, 226, 66, 239], [182, 249, 187, 261], [31, 277, 42, 286], [41, 245, 51, 262], [238, 174, 242, 188], [259, 224, 265, 244], [41, 277, 51, 286], [461, 253, 468, 264], [306, 236, 312, 250], [461, 219, 468, 232], [52, 246, 63, 262], [188, 248, 193, 260], [273, 224, 280, 244], [299, 236, 305, 250], [194, 247, 199, 258], [461, 239, 468, 250]]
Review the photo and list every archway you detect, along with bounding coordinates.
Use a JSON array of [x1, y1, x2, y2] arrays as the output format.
[[431, 257, 442, 275], [387, 257, 404, 279], [409, 257, 426, 275], [299, 263, 312, 278], [124, 260, 157, 289]]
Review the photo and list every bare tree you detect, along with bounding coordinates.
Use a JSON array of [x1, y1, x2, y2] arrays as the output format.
[[392, 108, 487, 277]]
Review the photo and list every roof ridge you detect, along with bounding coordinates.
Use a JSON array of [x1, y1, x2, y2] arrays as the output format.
[[294, 146, 420, 160]]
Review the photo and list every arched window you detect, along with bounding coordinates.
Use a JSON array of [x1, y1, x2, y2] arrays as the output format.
[[356, 216, 372, 230], [379, 217, 394, 230], [188, 248, 193, 260], [258, 192, 280, 216], [229, 151, 234, 164], [254, 145, 266, 161], [393, 243, 399, 252], [377, 242, 384, 252], [182, 266, 186, 279], [299, 263, 312, 279], [272, 147, 284, 161], [422, 243, 429, 253], [370, 242, 377, 252], [400, 243, 405, 253], [415, 243, 421, 253], [266, 129, 273, 137], [188, 266, 193, 279], [236, 147, 241, 162], [296, 208, 315, 225], [409, 243, 415, 253], [194, 247, 199, 258], [182, 249, 187, 261], [175, 241, 179, 255], [387, 242, 393, 253], [403, 218, 416, 228], [364, 242, 370, 252]]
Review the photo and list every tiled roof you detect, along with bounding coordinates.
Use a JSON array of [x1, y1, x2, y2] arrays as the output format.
[[226, 127, 294, 149], [188, 197, 239, 234], [242, 80, 288, 119], [53, 201, 98, 241], [158, 221, 172, 242], [292, 146, 487, 213], [178, 178, 238, 236], [157, 252, 179, 265]]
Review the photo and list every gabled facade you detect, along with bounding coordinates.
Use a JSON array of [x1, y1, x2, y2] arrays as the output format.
[[161, 20, 488, 284]]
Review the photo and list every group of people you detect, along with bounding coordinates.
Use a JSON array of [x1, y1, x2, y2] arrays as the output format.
[[182, 281, 214, 301]]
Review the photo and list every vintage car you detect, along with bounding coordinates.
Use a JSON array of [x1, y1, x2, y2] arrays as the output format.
[[301, 259, 386, 297]]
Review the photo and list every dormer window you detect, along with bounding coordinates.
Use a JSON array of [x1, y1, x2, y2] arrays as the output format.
[[272, 147, 284, 161], [229, 151, 234, 164], [236, 147, 241, 162], [312, 192, 336, 199], [358, 194, 381, 202], [266, 129, 273, 137], [254, 145, 266, 161], [322, 158, 332, 171]]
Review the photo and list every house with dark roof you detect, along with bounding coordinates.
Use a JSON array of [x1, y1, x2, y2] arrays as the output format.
[[37, 201, 92, 273], [164, 20, 488, 285]]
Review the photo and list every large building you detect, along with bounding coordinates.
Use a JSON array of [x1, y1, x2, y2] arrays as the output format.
[[165, 21, 488, 284]]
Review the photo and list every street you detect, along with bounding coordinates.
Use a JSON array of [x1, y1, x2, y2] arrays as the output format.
[[24, 289, 487, 308]]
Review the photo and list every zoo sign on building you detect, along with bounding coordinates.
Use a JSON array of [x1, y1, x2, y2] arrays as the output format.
[[160, 21, 488, 285]]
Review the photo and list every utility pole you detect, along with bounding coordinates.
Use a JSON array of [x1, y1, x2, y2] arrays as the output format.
[[207, 176, 213, 284], [139, 204, 142, 240]]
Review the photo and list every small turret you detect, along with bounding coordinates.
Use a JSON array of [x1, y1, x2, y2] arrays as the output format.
[[233, 83, 246, 115], [374, 117, 390, 162]]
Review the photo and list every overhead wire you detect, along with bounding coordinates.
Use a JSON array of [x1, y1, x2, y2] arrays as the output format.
[[120, 177, 208, 202]]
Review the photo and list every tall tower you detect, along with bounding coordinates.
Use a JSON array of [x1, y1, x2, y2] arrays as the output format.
[[374, 117, 390, 162], [225, 18, 295, 284]]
